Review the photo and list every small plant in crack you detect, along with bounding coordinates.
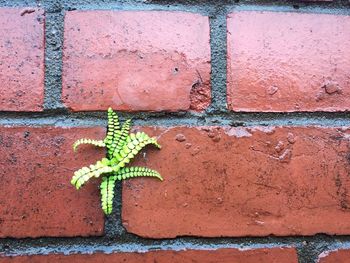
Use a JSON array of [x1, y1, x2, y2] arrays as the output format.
[[71, 107, 163, 215]]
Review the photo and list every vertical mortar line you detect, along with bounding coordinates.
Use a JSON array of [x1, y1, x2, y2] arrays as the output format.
[[296, 239, 333, 263], [105, 182, 126, 238], [207, 8, 228, 114], [43, 6, 65, 110]]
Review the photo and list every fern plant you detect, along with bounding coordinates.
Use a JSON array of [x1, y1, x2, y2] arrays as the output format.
[[71, 108, 163, 215]]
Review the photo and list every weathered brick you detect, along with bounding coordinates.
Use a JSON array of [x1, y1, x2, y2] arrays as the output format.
[[122, 126, 350, 238], [0, 248, 298, 263], [227, 11, 350, 112], [62, 11, 211, 112], [318, 249, 350, 263], [0, 8, 45, 111], [0, 127, 105, 238]]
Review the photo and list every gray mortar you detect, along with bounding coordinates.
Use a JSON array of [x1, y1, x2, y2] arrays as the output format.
[[3, 235, 350, 263], [207, 10, 227, 114], [0, 0, 350, 262], [0, 111, 350, 127], [44, 11, 65, 109]]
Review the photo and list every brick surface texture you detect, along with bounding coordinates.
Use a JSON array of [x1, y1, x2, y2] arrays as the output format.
[[0, 127, 105, 238], [0, 248, 298, 263], [0, 8, 45, 111], [123, 126, 350, 238], [62, 11, 211, 112], [227, 11, 350, 112], [1, 2, 350, 262]]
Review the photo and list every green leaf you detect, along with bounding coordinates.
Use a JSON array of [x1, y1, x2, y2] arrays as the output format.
[[100, 175, 117, 215], [114, 166, 163, 181], [110, 132, 161, 169], [71, 158, 112, 189], [73, 138, 106, 152], [110, 119, 132, 158], [104, 107, 121, 156]]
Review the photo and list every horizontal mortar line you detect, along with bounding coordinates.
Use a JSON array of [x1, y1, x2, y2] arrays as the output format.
[[2, 234, 350, 256], [0, 112, 350, 127], [37, 2, 350, 10], [226, 3, 350, 15], [39, 5, 350, 19], [0, 1, 349, 14], [55, 2, 350, 12]]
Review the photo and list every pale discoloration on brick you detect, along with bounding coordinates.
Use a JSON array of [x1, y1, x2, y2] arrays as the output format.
[[123, 126, 350, 238], [62, 11, 211, 112], [318, 249, 350, 263], [227, 11, 350, 112]]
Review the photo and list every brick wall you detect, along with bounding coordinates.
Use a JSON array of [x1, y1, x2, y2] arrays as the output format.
[[0, 0, 349, 262]]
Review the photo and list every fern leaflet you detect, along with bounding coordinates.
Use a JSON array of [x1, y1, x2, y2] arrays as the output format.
[[110, 119, 132, 158], [73, 138, 106, 152], [100, 176, 117, 215], [104, 107, 121, 157], [111, 132, 160, 169], [71, 158, 112, 189], [114, 167, 163, 181]]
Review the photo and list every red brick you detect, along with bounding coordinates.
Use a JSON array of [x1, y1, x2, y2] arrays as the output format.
[[62, 11, 211, 112], [122, 126, 350, 238], [318, 249, 350, 263], [0, 248, 298, 263], [0, 8, 45, 111], [227, 11, 350, 112], [0, 127, 105, 238]]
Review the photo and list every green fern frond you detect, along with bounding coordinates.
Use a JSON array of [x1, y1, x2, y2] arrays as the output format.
[[104, 107, 121, 154], [71, 158, 112, 189], [71, 108, 162, 216], [126, 132, 161, 149], [73, 138, 106, 152], [100, 175, 117, 215], [111, 132, 161, 169], [110, 119, 132, 158], [114, 167, 163, 181]]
